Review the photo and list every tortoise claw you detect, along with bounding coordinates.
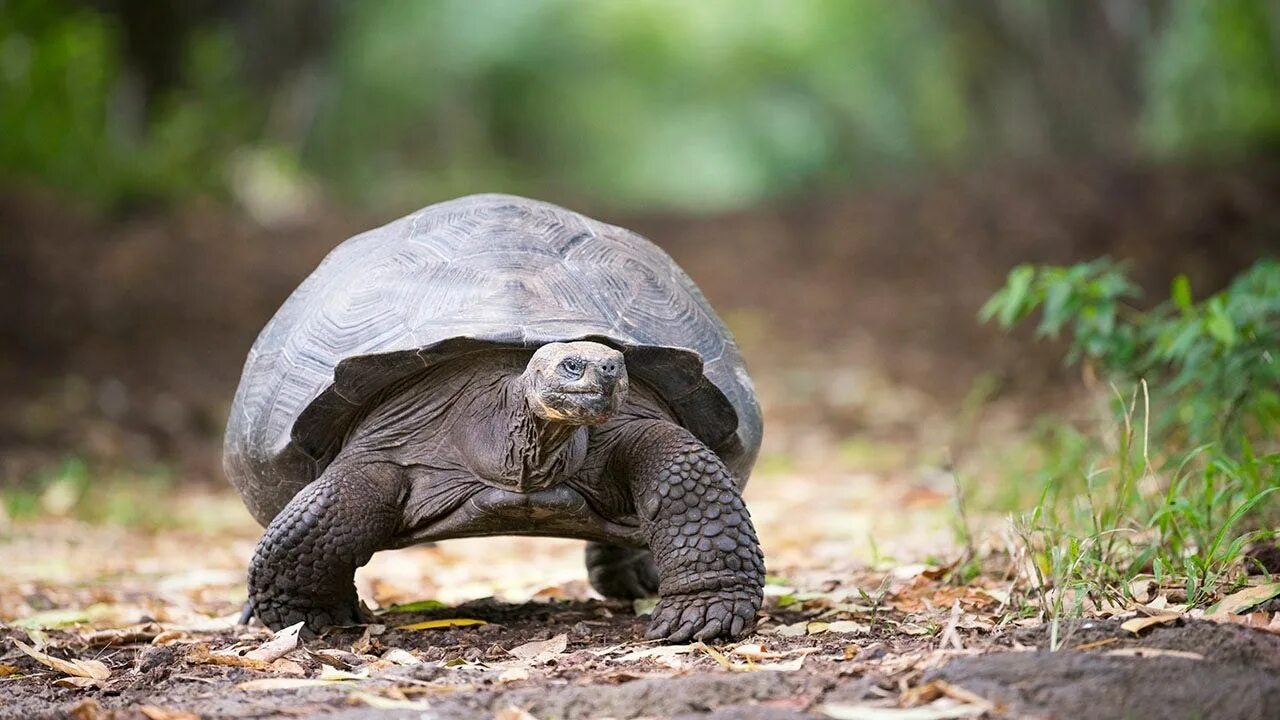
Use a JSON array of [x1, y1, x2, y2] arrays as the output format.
[[645, 587, 758, 643]]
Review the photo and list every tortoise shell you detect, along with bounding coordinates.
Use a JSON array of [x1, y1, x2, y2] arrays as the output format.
[[223, 194, 762, 526]]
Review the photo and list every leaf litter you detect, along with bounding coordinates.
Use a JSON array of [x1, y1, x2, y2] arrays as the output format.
[[4, 473, 1280, 718]]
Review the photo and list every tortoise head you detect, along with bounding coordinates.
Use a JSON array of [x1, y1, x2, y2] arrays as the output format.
[[522, 341, 628, 426]]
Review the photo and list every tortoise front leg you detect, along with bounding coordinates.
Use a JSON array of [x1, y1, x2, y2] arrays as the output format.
[[248, 462, 404, 633], [614, 421, 765, 642]]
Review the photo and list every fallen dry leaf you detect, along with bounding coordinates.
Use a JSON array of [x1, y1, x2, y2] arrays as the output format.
[[1206, 583, 1280, 617], [901, 681, 992, 710], [185, 644, 271, 671], [499, 665, 531, 682], [13, 639, 111, 680], [138, 706, 201, 720], [319, 665, 370, 681], [236, 677, 342, 692], [820, 701, 987, 719], [54, 676, 100, 689], [508, 633, 567, 663], [151, 630, 191, 646], [1071, 637, 1120, 651], [616, 643, 696, 669], [1105, 648, 1204, 661], [1119, 612, 1180, 635], [381, 648, 422, 666], [772, 621, 808, 637], [728, 643, 786, 660], [695, 641, 806, 672], [826, 620, 871, 634], [0, 663, 20, 677], [348, 691, 431, 710], [244, 621, 303, 662], [351, 623, 387, 654], [397, 617, 487, 630], [68, 698, 105, 720], [270, 658, 306, 676]]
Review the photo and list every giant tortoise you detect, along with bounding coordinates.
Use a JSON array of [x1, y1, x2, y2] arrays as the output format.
[[224, 194, 764, 642]]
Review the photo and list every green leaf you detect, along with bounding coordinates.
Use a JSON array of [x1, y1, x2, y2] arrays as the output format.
[[397, 618, 487, 630], [1205, 298, 1237, 347], [381, 599, 448, 614], [998, 265, 1036, 328], [1171, 274, 1193, 313]]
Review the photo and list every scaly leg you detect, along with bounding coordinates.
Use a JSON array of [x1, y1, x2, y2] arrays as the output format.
[[585, 542, 659, 599], [248, 462, 403, 632], [614, 421, 765, 642]]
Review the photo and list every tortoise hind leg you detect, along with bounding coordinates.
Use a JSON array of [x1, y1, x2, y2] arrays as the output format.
[[585, 543, 659, 599], [248, 462, 403, 633]]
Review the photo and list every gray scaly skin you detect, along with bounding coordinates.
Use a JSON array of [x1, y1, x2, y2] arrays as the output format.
[[246, 342, 764, 641]]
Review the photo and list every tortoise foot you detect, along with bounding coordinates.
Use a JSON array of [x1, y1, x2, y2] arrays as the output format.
[[645, 585, 759, 643], [587, 543, 659, 599], [252, 596, 372, 636]]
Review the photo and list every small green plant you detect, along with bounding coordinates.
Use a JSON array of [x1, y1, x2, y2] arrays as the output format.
[[982, 257, 1279, 621]]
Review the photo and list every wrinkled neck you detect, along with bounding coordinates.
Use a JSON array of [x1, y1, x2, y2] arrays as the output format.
[[465, 376, 585, 492]]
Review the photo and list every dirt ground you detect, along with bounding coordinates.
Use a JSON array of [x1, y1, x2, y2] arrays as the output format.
[[3, 161, 1280, 718], [3, 473, 1279, 719]]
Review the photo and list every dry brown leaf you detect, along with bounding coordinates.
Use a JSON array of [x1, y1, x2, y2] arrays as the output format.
[[347, 691, 431, 710], [68, 699, 105, 720], [138, 706, 201, 720], [1119, 612, 1180, 635], [508, 633, 567, 663], [499, 665, 531, 682], [615, 643, 695, 669], [1206, 610, 1279, 632], [351, 624, 386, 654], [270, 658, 306, 676], [82, 624, 165, 647], [236, 677, 341, 691], [1105, 648, 1204, 661], [319, 665, 370, 681], [1129, 577, 1156, 604], [13, 639, 111, 680], [1071, 637, 1120, 651], [728, 643, 787, 660], [381, 648, 422, 666], [309, 647, 360, 668], [244, 621, 303, 662], [773, 621, 808, 637], [0, 663, 20, 677], [151, 630, 191, 646], [1206, 583, 1280, 617], [54, 676, 100, 689], [185, 644, 271, 671], [820, 701, 987, 719], [694, 641, 806, 672]]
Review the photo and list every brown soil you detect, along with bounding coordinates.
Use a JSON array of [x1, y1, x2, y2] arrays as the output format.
[[931, 619, 1280, 720], [5, 603, 1278, 719]]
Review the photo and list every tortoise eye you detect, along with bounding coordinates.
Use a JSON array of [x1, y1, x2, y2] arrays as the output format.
[[557, 357, 586, 379]]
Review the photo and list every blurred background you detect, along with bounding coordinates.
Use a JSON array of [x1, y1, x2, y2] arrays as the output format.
[[2, 0, 1278, 521]]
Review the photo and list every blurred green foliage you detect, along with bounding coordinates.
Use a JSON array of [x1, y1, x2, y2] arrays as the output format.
[[3, 0, 1279, 211], [983, 259, 1279, 613], [983, 259, 1280, 449], [0, 0, 252, 203]]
